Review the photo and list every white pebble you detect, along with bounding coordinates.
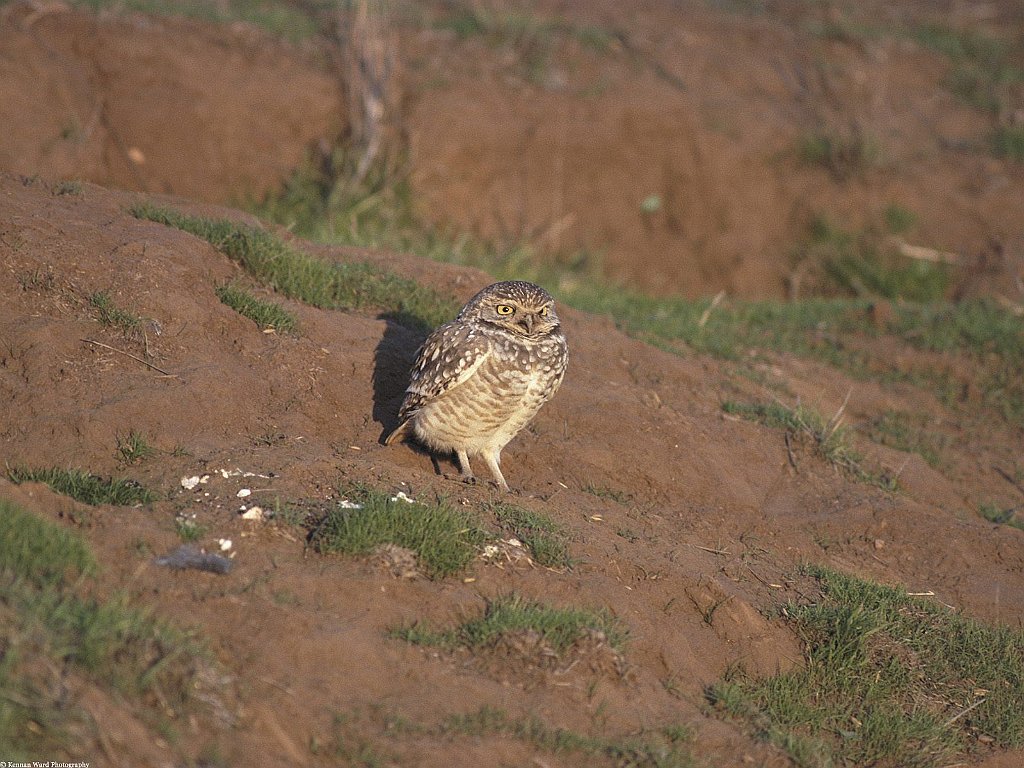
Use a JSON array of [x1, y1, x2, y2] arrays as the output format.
[[240, 506, 265, 521], [236, 488, 251, 498], [218, 538, 232, 551], [180, 476, 201, 490]]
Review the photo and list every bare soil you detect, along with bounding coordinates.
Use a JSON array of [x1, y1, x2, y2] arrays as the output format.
[[1, 2, 1024, 766]]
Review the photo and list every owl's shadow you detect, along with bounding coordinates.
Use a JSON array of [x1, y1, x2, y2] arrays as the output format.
[[371, 314, 425, 442]]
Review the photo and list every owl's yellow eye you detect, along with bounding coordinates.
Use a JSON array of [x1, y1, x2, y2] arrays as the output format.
[[538, 305, 550, 317], [496, 304, 514, 315]]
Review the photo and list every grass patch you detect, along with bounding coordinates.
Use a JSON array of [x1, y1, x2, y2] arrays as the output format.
[[0, 499, 203, 757], [72, 0, 326, 42], [308, 486, 490, 578], [722, 400, 884, 482], [89, 290, 142, 335], [440, 705, 691, 767], [583, 484, 633, 504], [131, 202, 454, 331], [391, 593, 627, 654], [796, 215, 951, 302], [797, 128, 881, 180], [488, 503, 571, 569], [860, 410, 948, 468], [214, 282, 298, 333], [908, 24, 1023, 114], [978, 502, 1024, 531], [709, 565, 1024, 767], [174, 518, 206, 542], [993, 125, 1024, 162], [53, 180, 83, 196], [117, 429, 155, 464], [882, 203, 917, 234], [7, 466, 156, 506], [427, 4, 616, 84], [0, 499, 97, 586]]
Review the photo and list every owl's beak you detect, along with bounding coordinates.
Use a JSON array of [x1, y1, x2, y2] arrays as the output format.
[[517, 314, 536, 334]]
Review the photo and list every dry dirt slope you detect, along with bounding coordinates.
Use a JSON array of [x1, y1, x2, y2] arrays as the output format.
[[1, 173, 1024, 766]]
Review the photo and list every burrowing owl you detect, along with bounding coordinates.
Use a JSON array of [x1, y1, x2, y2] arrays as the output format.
[[384, 280, 568, 491]]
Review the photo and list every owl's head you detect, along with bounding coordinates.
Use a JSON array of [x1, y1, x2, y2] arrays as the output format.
[[459, 280, 561, 337]]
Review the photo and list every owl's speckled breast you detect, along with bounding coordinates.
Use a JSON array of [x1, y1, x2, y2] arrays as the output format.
[[411, 330, 566, 454]]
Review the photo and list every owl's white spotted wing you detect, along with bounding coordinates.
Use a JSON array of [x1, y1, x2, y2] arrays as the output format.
[[385, 322, 492, 443]]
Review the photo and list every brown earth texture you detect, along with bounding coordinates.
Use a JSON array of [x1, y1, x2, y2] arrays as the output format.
[[2, 1, 1024, 767]]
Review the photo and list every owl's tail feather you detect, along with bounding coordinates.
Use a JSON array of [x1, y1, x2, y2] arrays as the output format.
[[383, 418, 412, 446]]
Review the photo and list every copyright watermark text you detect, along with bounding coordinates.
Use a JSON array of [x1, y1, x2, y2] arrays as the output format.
[[0, 762, 90, 768]]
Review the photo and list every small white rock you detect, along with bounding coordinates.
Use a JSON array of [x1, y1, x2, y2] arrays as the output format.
[[236, 488, 251, 498], [241, 506, 265, 521], [180, 476, 201, 490], [390, 491, 415, 504], [506, 538, 523, 548], [218, 538, 232, 551], [338, 499, 363, 509]]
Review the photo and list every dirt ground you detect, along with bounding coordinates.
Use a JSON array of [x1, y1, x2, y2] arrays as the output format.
[[1, 2, 1024, 766]]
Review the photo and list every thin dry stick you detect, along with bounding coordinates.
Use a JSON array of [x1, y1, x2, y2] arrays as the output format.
[[942, 697, 987, 728], [687, 543, 732, 556], [698, 290, 726, 328], [81, 338, 172, 375], [824, 387, 853, 441]]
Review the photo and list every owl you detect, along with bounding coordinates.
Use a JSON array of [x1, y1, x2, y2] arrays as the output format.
[[384, 280, 568, 491]]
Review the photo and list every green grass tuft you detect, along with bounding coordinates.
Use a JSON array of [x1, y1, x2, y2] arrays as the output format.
[[710, 565, 1024, 767], [993, 125, 1024, 162], [799, 215, 951, 302], [0, 500, 204, 757], [72, 0, 325, 42], [882, 203, 917, 234], [978, 502, 1024, 531], [215, 282, 298, 332], [308, 486, 490, 578], [488, 503, 571, 568], [8, 466, 157, 506], [116, 429, 155, 465], [89, 290, 142, 335], [392, 593, 627, 654], [0, 499, 97, 587], [907, 24, 1023, 114], [131, 202, 454, 331], [721, 399, 877, 479], [860, 410, 947, 468], [797, 129, 881, 180]]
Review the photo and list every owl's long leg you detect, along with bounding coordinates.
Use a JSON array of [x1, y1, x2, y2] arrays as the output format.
[[481, 449, 510, 492], [455, 449, 475, 483]]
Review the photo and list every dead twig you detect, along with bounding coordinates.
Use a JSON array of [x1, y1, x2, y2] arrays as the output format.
[[698, 290, 726, 328], [889, 237, 962, 265], [994, 465, 1024, 498], [784, 431, 798, 471], [687, 543, 732, 556], [942, 697, 987, 728], [80, 338, 172, 375]]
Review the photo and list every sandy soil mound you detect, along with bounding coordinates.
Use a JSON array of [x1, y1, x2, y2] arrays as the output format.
[[2, 173, 1023, 765]]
